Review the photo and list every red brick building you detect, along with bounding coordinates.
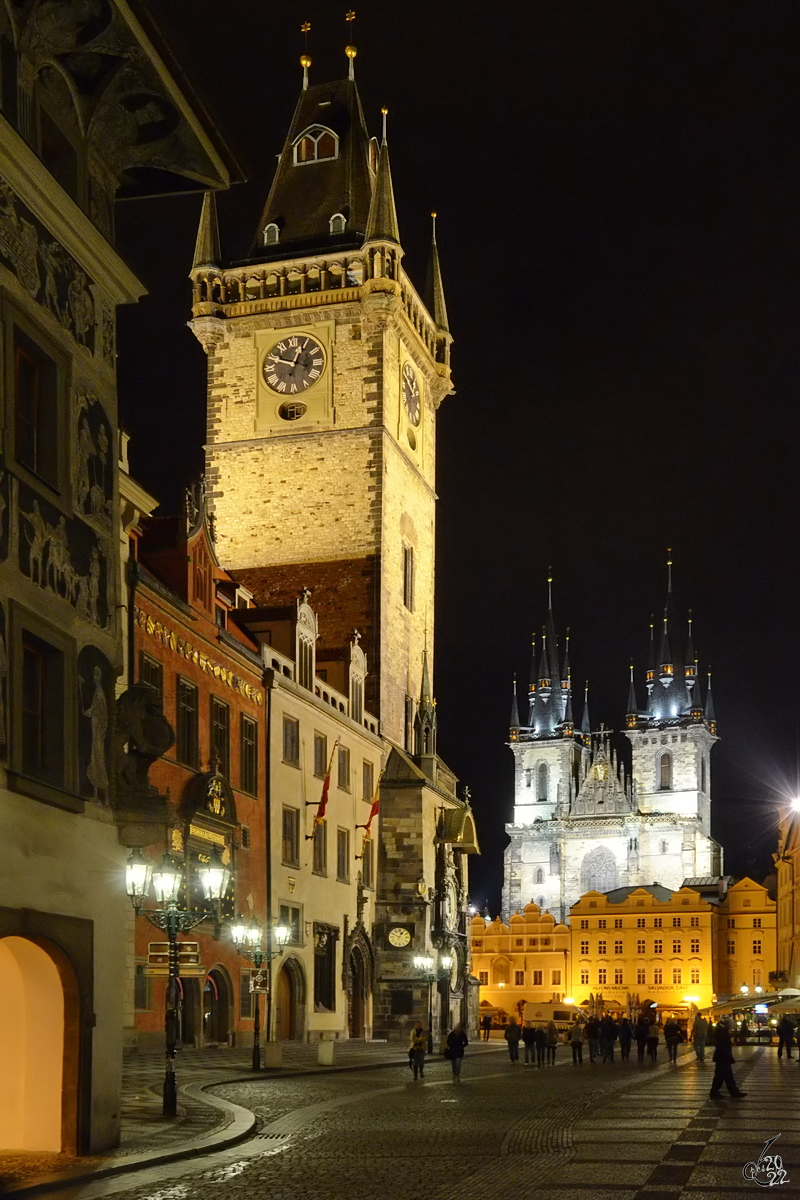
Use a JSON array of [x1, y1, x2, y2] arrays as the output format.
[[129, 487, 267, 1049]]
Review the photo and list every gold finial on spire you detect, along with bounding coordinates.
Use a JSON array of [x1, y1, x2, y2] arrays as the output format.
[[345, 10, 357, 79], [300, 21, 312, 89], [666, 546, 673, 592], [381, 105, 388, 142]]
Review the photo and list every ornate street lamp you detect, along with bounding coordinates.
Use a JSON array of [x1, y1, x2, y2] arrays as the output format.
[[230, 915, 291, 1070], [126, 846, 230, 1118]]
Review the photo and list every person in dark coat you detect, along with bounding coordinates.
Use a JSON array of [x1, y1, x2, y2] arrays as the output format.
[[710, 1018, 747, 1099], [533, 1023, 547, 1067], [635, 1015, 650, 1062], [585, 1016, 601, 1064], [522, 1021, 537, 1065], [504, 1016, 522, 1062], [664, 1017, 681, 1064], [600, 1015, 618, 1062], [480, 1013, 493, 1042], [777, 1015, 795, 1060], [618, 1018, 633, 1061], [446, 1022, 469, 1080]]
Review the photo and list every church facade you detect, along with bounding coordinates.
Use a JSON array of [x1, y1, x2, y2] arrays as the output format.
[[503, 571, 722, 922]]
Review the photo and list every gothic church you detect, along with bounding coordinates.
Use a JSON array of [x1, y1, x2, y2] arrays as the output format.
[[503, 568, 722, 921]]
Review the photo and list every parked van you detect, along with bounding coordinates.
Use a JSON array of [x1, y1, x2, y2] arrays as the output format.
[[523, 1001, 584, 1038]]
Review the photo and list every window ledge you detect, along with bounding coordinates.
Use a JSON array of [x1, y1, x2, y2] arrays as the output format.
[[6, 770, 85, 814]]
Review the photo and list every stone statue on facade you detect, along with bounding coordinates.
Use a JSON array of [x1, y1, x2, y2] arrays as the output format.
[[114, 683, 175, 800]]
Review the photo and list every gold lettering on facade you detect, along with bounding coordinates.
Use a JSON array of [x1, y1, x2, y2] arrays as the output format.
[[189, 823, 227, 846], [134, 606, 264, 704]]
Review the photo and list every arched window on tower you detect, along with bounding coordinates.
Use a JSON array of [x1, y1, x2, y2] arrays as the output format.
[[525, 769, 532, 789], [293, 125, 338, 165], [659, 752, 672, 791], [700, 757, 707, 793], [263, 223, 280, 246], [535, 868, 544, 885], [537, 763, 548, 802], [329, 212, 346, 235]]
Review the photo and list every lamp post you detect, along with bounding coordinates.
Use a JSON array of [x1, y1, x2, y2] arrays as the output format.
[[230, 915, 290, 1071], [125, 846, 231, 1118]]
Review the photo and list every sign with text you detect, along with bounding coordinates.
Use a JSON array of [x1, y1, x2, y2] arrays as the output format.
[[145, 941, 205, 977]]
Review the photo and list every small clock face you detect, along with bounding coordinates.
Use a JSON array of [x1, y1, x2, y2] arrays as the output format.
[[388, 926, 411, 948], [402, 362, 421, 427], [263, 334, 325, 394]]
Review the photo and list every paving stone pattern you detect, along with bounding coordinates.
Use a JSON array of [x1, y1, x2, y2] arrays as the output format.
[[36, 1044, 800, 1200]]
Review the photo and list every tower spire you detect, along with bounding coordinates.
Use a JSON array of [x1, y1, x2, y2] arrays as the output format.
[[705, 669, 717, 734], [581, 681, 590, 737], [414, 643, 437, 758], [192, 192, 221, 270], [509, 676, 520, 736], [364, 107, 400, 244], [345, 10, 357, 80], [300, 20, 311, 89], [424, 212, 449, 332]]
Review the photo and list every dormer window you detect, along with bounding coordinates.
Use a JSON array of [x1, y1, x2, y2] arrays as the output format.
[[329, 213, 346, 236], [263, 223, 280, 246], [293, 125, 338, 165]]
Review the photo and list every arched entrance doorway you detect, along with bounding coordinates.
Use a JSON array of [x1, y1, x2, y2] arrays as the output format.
[[0, 936, 78, 1151], [348, 946, 366, 1038], [275, 957, 305, 1041], [179, 978, 200, 1046], [203, 967, 231, 1044]]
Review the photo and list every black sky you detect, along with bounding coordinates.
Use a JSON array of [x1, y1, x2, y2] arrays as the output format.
[[118, 2, 800, 912]]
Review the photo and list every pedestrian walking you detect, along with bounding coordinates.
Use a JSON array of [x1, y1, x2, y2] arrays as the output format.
[[480, 1013, 493, 1042], [710, 1017, 747, 1099], [646, 1018, 660, 1062], [446, 1022, 469, 1081], [569, 1020, 584, 1065], [618, 1018, 632, 1061], [586, 1016, 601, 1064], [664, 1017, 681, 1064], [692, 1014, 709, 1064], [504, 1016, 522, 1063], [635, 1015, 649, 1062], [409, 1022, 427, 1080], [600, 1015, 618, 1063], [522, 1021, 536, 1065], [534, 1024, 547, 1067], [546, 1019, 559, 1065], [777, 1015, 795, 1060]]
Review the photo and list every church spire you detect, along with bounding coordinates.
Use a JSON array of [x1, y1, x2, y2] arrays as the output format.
[[626, 663, 638, 728], [690, 665, 704, 721], [364, 108, 400, 244], [509, 676, 520, 739], [414, 644, 437, 757], [424, 212, 449, 332], [193, 191, 221, 270], [705, 670, 717, 734], [581, 682, 591, 737]]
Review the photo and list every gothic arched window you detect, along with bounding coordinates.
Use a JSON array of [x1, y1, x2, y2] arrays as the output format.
[[659, 752, 672, 791], [537, 763, 548, 802], [535, 868, 544, 885], [580, 845, 619, 895], [294, 125, 338, 165], [263, 223, 280, 246], [329, 212, 346, 235]]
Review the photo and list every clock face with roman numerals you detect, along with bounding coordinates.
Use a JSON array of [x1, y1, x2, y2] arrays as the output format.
[[263, 334, 326, 394], [402, 362, 421, 427]]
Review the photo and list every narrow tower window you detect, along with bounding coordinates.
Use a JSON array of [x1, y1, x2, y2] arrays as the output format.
[[263, 223, 280, 246], [329, 212, 346, 235], [402, 545, 415, 611], [535, 868, 544, 884], [659, 752, 672, 790], [537, 763, 548, 802]]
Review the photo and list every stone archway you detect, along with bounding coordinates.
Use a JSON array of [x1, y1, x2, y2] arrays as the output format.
[[343, 926, 373, 1041], [580, 845, 619, 895], [0, 936, 80, 1151]]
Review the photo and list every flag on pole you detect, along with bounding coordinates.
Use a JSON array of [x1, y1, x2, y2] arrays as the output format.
[[358, 794, 380, 839], [305, 740, 338, 837]]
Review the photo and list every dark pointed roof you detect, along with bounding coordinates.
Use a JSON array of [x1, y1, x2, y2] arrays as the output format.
[[193, 191, 221, 269], [424, 214, 449, 332], [249, 77, 374, 259], [509, 678, 520, 730], [705, 672, 717, 725], [563, 682, 574, 727], [364, 124, 400, 244], [581, 683, 591, 735], [626, 665, 638, 716], [684, 613, 696, 668]]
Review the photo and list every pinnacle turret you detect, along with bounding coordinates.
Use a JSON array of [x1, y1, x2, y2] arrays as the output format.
[[424, 213, 449, 332], [364, 109, 400, 245], [193, 191, 221, 270]]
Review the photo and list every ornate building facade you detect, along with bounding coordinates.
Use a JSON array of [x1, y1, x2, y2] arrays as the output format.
[[503, 569, 722, 922]]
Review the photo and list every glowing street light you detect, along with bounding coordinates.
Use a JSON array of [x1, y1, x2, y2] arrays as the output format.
[[230, 916, 291, 1071]]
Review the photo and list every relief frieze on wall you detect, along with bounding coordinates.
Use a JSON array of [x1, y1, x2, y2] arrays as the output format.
[[0, 174, 96, 353], [17, 482, 109, 630], [74, 387, 113, 531]]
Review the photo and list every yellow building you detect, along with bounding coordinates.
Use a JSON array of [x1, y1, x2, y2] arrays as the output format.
[[470, 905, 571, 1021], [775, 806, 800, 990], [714, 877, 776, 997], [569, 885, 716, 1017]]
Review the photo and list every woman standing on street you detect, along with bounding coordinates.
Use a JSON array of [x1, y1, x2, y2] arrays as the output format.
[[569, 1019, 584, 1065], [647, 1018, 661, 1062], [534, 1023, 547, 1067], [446, 1022, 469, 1081], [618, 1018, 633, 1061], [635, 1014, 650, 1062], [522, 1020, 536, 1065], [504, 1015, 522, 1063], [409, 1022, 427, 1080]]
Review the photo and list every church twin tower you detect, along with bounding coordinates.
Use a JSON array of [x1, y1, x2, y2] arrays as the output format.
[[189, 66, 451, 747], [504, 569, 722, 921]]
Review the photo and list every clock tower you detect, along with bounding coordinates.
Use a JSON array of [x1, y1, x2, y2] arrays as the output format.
[[189, 58, 452, 745]]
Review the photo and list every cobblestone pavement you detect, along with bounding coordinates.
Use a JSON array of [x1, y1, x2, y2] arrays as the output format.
[[29, 1044, 800, 1200]]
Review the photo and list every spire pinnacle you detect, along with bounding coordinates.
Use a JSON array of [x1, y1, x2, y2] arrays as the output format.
[[705, 669, 717, 733], [364, 109, 400, 244], [345, 9, 357, 80], [509, 676, 520, 734], [666, 546, 673, 593], [424, 210, 449, 331], [300, 21, 311, 89], [581, 681, 590, 736], [192, 191, 221, 271], [626, 662, 638, 726], [547, 566, 553, 611]]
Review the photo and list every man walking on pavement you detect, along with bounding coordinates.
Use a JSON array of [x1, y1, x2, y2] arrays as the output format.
[[586, 1015, 601, 1064], [777, 1014, 795, 1060], [692, 1014, 709, 1063], [710, 1017, 747, 1100]]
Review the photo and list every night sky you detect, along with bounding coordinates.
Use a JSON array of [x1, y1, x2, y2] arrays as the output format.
[[118, 2, 800, 913]]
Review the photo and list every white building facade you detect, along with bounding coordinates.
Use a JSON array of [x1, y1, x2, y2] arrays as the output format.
[[503, 572, 722, 923]]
